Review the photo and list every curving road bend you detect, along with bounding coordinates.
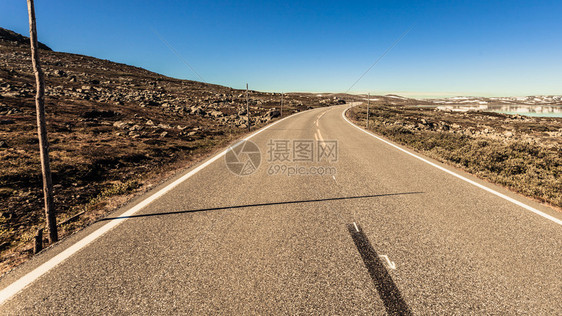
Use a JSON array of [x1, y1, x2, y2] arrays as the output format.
[[0, 105, 561, 314]]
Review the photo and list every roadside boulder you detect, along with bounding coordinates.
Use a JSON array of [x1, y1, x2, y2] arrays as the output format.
[[191, 106, 206, 116], [54, 70, 67, 77], [209, 110, 224, 118], [157, 123, 172, 129], [113, 121, 128, 129], [268, 110, 281, 118]]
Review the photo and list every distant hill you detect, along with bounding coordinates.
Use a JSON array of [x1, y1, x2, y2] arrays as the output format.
[[0, 27, 51, 50]]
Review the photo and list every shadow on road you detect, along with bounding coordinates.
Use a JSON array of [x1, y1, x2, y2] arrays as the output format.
[[99, 191, 423, 221], [348, 223, 412, 315]]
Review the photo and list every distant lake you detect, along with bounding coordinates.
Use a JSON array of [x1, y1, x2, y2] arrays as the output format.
[[428, 104, 562, 118]]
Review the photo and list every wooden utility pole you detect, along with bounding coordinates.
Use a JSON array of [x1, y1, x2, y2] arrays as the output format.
[[280, 92, 284, 117], [246, 83, 250, 132], [27, 0, 57, 243], [366, 93, 370, 129]]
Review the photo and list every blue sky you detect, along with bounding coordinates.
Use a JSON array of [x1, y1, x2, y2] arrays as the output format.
[[1, 0, 561, 97]]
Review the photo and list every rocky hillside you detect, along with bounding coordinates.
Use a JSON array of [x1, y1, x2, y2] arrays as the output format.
[[0, 27, 51, 51], [0, 28, 348, 274]]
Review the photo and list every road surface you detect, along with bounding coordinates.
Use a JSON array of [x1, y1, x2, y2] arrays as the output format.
[[1, 105, 561, 314]]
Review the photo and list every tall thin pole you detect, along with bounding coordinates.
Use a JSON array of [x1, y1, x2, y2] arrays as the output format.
[[366, 93, 370, 129], [280, 92, 283, 117], [246, 83, 250, 132], [27, 0, 57, 243]]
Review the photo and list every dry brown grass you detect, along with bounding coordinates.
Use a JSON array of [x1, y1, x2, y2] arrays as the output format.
[[348, 104, 562, 209]]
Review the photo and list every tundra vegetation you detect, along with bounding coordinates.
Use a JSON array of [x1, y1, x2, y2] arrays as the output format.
[[348, 103, 561, 210]]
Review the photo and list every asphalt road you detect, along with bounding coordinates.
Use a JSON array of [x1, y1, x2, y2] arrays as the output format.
[[1, 105, 561, 315]]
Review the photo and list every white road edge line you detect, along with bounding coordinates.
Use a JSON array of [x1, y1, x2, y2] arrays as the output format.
[[317, 129, 325, 142], [342, 106, 562, 226], [0, 110, 308, 305]]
